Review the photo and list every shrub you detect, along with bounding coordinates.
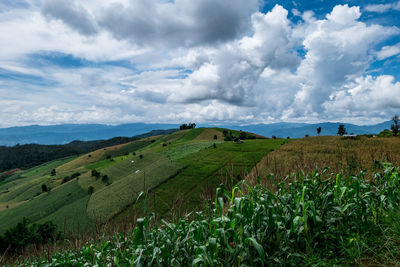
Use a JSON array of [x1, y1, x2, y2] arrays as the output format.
[[0, 218, 58, 254], [91, 169, 101, 179], [41, 184, 47, 192], [88, 186, 94, 195], [139, 154, 144, 159], [213, 135, 218, 140], [102, 175, 109, 183]]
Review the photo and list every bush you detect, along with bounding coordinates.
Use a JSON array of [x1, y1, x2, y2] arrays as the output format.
[[41, 184, 47, 192], [91, 169, 101, 179], [102, 175, 109, 183], [213, 135, 218, 140], [0, 218, 58, 254], [179, 123, 196, 130], [139, 154, 144, 159], [88, 186, 94, 195]]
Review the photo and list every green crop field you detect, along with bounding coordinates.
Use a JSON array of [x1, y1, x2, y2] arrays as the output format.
[[87, 152, 184, 223], [117, 138, 287, 221], [0, 127, 287, 260], [0, 180, 87, 233]]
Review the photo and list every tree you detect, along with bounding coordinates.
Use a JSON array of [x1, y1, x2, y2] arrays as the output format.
[[391, 115, 399, 136], [50, 169, 56, 176], [213, 134, 218, 140], [239, 131, 247, 140], [102, 175, 109, 183], [179, 123, 196, 130], [337, 124, 347, 136], [41, 184, 48, 192], [88, 186, 94, 195], [317, 127, 321, 135]]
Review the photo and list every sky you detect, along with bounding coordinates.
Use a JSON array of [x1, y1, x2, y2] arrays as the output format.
[[1, 0, 400, 127]]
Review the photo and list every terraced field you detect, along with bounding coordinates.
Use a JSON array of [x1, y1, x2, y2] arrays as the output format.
[[0, 128, 285, 235]]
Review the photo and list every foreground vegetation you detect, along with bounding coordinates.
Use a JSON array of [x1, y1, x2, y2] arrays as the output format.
[[250, 135, 400, 184], [0, 128, 276, 237], [12, 162, 400, 265]]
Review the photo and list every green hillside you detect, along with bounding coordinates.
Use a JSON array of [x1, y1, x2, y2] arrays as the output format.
[[0, 127, 283, 237]]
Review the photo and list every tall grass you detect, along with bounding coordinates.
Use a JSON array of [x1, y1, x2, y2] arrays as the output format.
[[15, 162, 400, 266], [252, 136, 400, 184]]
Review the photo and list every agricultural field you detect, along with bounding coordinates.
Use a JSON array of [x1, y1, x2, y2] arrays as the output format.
[[0, 128, 281, 238], [116, 137, 287, 221], [248, 135, 400, 187], [17, 163, 400, 266]]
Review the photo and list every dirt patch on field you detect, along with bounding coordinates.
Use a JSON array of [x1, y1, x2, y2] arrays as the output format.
[[195, 129, 224, 141]]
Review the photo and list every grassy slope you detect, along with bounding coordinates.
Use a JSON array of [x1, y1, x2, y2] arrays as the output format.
[[117, 136, 286, 221], [86, 153, 184, 223], [0, 128, 281, 236], [0, 180, 87, 233]]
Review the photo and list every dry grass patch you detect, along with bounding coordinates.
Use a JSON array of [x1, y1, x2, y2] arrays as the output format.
[[195, 129, 223, 141], [248, 136, 400, 186]]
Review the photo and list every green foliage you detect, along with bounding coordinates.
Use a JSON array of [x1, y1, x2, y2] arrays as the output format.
[[179, 123, 196, 130], [91, 169, 101, 179], [337, 124, 347, 136], [0, 218, 58, 254], [50, 168, 56, 176], [378, 129, 393, 137], [26, 164, 400, 266]]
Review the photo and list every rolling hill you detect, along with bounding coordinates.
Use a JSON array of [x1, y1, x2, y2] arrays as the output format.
[[0, 121, 392, 146], [0, 127, 284, 235]]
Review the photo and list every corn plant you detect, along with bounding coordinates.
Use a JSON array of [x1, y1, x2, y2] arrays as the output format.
[[17, 162, 400, 266]]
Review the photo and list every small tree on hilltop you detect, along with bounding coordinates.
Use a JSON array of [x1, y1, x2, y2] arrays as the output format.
[[391, 115, 399, 136], [317, 127, 321, 135], [337, 124, 347, 136]]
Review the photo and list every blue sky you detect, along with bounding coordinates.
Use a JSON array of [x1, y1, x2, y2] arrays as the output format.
[[0, 0, 400, 127]]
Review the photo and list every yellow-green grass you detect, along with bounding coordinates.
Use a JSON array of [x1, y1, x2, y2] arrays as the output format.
[[116, 139, 286, 221], [56, 143, 128, 173], [161, 141, 221, 161], [85, 154, 133, 171], [0, 156, 76, 194], [0, 175, 50, 203], [87, 152, 184, 222], [248, 136, 400, 186], [101, 140, 153, 159], [0, 180, 87, 233]]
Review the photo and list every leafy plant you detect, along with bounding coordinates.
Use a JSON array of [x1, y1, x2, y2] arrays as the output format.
[[24, 163, 400, 266]]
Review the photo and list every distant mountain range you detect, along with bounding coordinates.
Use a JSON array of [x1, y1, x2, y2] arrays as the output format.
[[0, 121, 393, 146], [0, 123, 179, 146]]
